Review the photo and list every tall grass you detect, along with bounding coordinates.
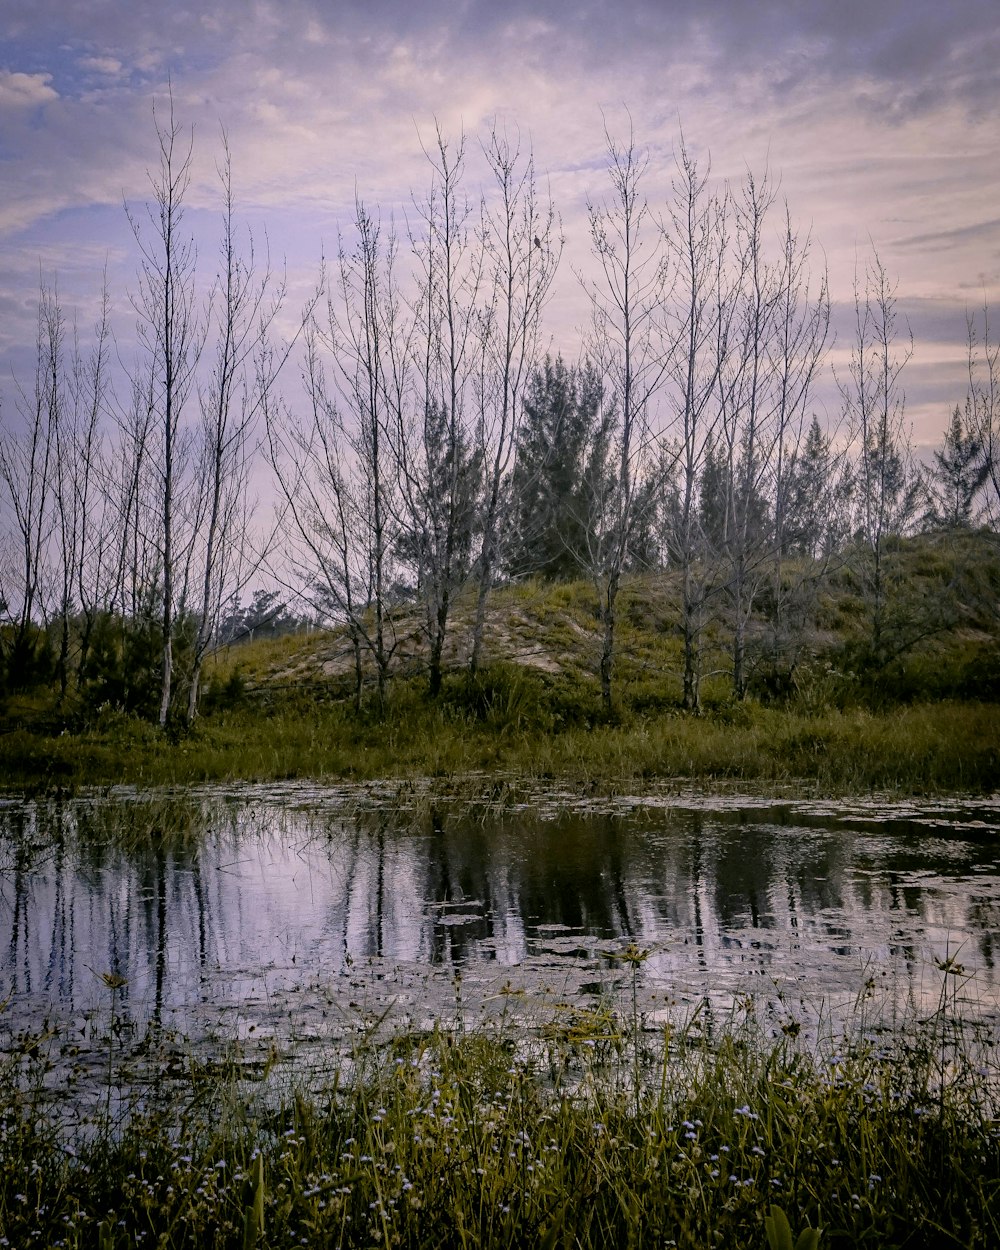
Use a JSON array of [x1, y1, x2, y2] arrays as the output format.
[[2, 979, 998, 1248], [1, 690, 998, 794]]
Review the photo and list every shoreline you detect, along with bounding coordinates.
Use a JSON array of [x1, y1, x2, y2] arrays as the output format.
[[2, 696, 998, 798]]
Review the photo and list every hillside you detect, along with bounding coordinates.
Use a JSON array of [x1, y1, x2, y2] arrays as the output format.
[[206, 528, 1000, 714], [1, 530, 998, 795]]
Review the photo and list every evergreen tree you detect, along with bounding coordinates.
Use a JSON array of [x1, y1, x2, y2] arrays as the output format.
[[697, 434, 728, 550], [696, 434, 770, 554], [783, 415, 834, 557], [923, 404, 987, 530], [505, 356, 613, 579], [396, 396, 483, 589]]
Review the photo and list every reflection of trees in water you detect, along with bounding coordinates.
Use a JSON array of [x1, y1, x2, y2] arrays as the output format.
[[344, 806, 644, 961], [968, 898, 998, 968], [2, 797, 237, 1022], [494, 813, 637, 939], [7, 814, 37, 995], [6, 799, 76, 999], [3, 795, 999, 1031]]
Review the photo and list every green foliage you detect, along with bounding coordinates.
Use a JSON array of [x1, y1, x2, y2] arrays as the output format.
[[765, 1204, 822, 1250], [2, 995, 998, 1248], [0, 623, 54, 694], [441, 664, 550, 733], [505, 356, 619, 579], [202, 667, 250, 713], [79, 611, 163, 716], [1, 687, 998, 793], [924, 404, 989, 530], [1, 533, 999, 790]]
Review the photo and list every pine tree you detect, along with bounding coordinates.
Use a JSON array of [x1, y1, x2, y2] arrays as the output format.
[[923, 404, 987, 530], [783, 415, 831, 557], [396, 396, 482, 589], [505, 356, 613, 579], [697, 434, 728, 550]]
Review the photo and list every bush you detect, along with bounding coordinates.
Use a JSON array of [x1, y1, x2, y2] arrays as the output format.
[[202, 667, 250, 712]]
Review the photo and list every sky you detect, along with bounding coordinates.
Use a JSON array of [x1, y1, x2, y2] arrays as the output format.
[[1, 0, 999, 448]]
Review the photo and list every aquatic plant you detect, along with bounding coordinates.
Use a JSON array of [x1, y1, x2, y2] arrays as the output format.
[[1, 971, 997, 1248]]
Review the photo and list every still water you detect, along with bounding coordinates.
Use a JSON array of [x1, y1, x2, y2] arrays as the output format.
[[3, 783, 1000, 1075]]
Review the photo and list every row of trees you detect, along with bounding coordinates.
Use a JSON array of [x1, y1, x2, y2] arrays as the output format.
[[2, 108, 999, 721], [0, 103, 300, 721]]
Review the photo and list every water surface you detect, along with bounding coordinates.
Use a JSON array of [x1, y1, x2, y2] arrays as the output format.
[[3, 783, 999, 1094]]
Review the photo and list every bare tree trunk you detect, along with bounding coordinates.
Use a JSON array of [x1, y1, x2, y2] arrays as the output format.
[[126, 92, 201, 728], [187, 136, 287, 723], [581, 121, 672, 717], [681, 572, 702, 711], [396, 125, 484, 697], [662, 142, 729, 714], [329, 201, 406, 710], [0, 283, 59, 688], [966, 303, 1000, 526], [73, 280, 114, 687], [766, 208, 831, 682], [469, 129, 560, 676], [598, 567, 619, 710], [839, 250, 918, 675]]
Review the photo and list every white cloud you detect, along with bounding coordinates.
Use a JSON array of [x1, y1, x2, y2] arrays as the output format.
[[77, 55, 124, 77], [0, 69, 58, 109]]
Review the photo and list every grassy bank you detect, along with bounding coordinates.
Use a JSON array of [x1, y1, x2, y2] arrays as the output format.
[[2, 546, 999, 794], [1, 685, 998, 795], [3, 988, 998, 1249]]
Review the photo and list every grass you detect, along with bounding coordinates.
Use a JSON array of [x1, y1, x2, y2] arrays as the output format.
[[1, 539, 998, 794], [0, 686, 997, 796], [2, 972, 998, 1248]]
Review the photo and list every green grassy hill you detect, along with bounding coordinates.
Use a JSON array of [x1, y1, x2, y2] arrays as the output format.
[[2, 530, 999, 794], [206, 528, 1000, 713]]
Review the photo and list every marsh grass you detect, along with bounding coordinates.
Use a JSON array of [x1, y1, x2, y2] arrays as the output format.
[[1, 690, 997, 796], [2, 975, 998, 1250]]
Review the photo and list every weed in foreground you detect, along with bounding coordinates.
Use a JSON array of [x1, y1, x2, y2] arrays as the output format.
[[1, 988, 998, 1249]]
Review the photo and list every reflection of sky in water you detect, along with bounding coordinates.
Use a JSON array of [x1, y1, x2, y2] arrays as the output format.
[[2, 786, 999, 1067]]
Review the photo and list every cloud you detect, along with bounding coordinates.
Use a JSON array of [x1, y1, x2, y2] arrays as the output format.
[[0, 0, 997, 450], [77, 55, 124, 77], [0, 69, 58, 109], [894, 217, 1000, 254]]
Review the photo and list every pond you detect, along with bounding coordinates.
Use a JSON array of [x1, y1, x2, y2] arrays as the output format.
[[3, 782, 1000, 1106]]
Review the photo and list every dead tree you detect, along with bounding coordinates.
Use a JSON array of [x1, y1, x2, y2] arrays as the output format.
[[125, 92, 202, 727], [397, 126, 485, 697], [186, 137, 287, 721], [468, 127, 561, 675], [580, 122, 673, 715], [661, 140, 729, 712]]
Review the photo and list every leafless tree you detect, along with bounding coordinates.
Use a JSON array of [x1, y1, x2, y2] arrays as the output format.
[[762, 206, 833, 682], [323, 201, 409, 706], [109, 368, 159, 626], [267, 322, 375, 709], [268, 202, 405, 709], [185, 137, 288, 721], [125, 91, 202, 727], [966, 301, 1000, 526], [468, 127, 561, 675], [714, 174, 832, 698], [660, 139, 729, 713], [839, 249, 921, 669], [0, 282, 59, 684], [712, 167, 780, 699], [396, 126, 485, 697], [580, 122, 673, 715], [69, 279, 116, 684]]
